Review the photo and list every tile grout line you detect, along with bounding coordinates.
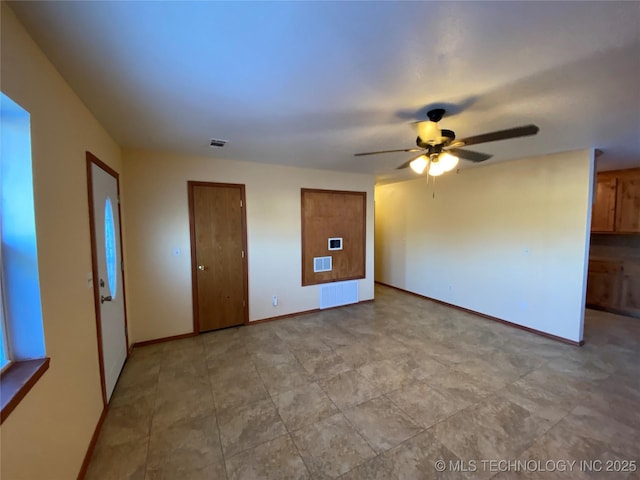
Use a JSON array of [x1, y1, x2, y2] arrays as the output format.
[[142, 343, 167, 477], [312, 366, 401, 477], [251, 356, 315, 479], [261, 326, 394, 477], [205, 341, 242, 480]]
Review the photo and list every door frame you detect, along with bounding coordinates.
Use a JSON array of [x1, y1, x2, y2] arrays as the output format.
[[86, 151, 130, 406], [187, 181, 249, 332]]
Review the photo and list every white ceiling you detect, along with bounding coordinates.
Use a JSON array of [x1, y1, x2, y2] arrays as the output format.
[[8, 1, 640, 182]]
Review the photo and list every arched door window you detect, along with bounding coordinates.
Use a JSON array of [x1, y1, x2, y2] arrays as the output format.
[[104, 197, 117, 298]]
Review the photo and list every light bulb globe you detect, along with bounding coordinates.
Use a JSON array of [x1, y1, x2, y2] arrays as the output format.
[[439, 152, 459, 172], [409, 155, 428, 174]]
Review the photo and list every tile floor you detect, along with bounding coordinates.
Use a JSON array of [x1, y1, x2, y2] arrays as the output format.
[[86, 284, 640, 479]]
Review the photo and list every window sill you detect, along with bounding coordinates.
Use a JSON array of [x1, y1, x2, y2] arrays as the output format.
[[0, 358, 50, 425]]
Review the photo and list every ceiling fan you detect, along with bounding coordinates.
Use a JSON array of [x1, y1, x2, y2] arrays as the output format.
[[355, 109, 539, 176]]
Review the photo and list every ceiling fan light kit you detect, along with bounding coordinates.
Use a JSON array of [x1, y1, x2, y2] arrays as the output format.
[[356, 109, 539, 178], [409, 155, 429, 174], [438, 152, 459, 172], [409, 152, 459, 176], [428, 160, 445, 177]]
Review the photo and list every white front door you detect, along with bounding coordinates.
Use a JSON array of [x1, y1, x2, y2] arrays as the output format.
[[89, 156, 127, 402]]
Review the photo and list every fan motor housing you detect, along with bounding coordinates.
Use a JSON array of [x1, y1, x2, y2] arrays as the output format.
[[416, 129, 455, 149], [427, 108, 446, 123]]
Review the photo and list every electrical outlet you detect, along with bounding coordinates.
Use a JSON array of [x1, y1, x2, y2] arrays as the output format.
[[272, 295, 278, 307]]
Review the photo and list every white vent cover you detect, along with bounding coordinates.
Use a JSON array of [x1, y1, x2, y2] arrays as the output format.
[[314, 256, 332, 273], [319, 280, 358, 309]]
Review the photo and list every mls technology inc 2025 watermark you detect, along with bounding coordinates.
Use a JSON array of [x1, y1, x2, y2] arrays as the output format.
[[434, 459, 637, 474]]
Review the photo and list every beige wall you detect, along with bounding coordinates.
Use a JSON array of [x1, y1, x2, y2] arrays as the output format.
[[1, 4, 122, 479], [375, 149, 594, 342], [122, 149, 375, 343]]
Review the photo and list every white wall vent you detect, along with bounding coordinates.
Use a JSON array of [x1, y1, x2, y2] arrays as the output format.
[[319, 280, 358, 309], [314, 256, 332, 273]]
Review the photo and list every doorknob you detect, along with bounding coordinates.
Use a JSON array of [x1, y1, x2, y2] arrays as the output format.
[[101, 295, 112, 304], [197, 265, 207, 271]]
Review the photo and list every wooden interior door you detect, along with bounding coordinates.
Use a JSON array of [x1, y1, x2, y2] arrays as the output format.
[[189, 182, 248, 332]]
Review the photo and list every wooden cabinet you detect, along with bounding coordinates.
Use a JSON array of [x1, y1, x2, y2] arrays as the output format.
[[586, 260, 622, 308], [620, 262, 640, 315], [586, 258, 640, 318], [591, 177, 617, 232], [592, 168, 640, 233], [615, 176, 640, 232]]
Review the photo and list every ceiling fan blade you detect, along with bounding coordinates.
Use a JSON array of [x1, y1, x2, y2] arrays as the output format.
[[354, 148, 423, 157], [456, 125, 539, 147], [396, 153, 427, 170], [447, 148, 492, 163]]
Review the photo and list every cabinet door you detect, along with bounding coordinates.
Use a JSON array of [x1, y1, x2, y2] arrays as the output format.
[[586, 261, 622, 308], [615, 176, 640, 232], [591, 176, 617, 232], [620, 262, 640, 314]]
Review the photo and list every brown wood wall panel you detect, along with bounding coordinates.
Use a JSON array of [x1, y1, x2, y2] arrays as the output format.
[[301, 189, 366, 286]]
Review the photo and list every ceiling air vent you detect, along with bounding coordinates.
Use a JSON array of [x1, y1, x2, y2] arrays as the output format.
[[210, 139, 228, 148]]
